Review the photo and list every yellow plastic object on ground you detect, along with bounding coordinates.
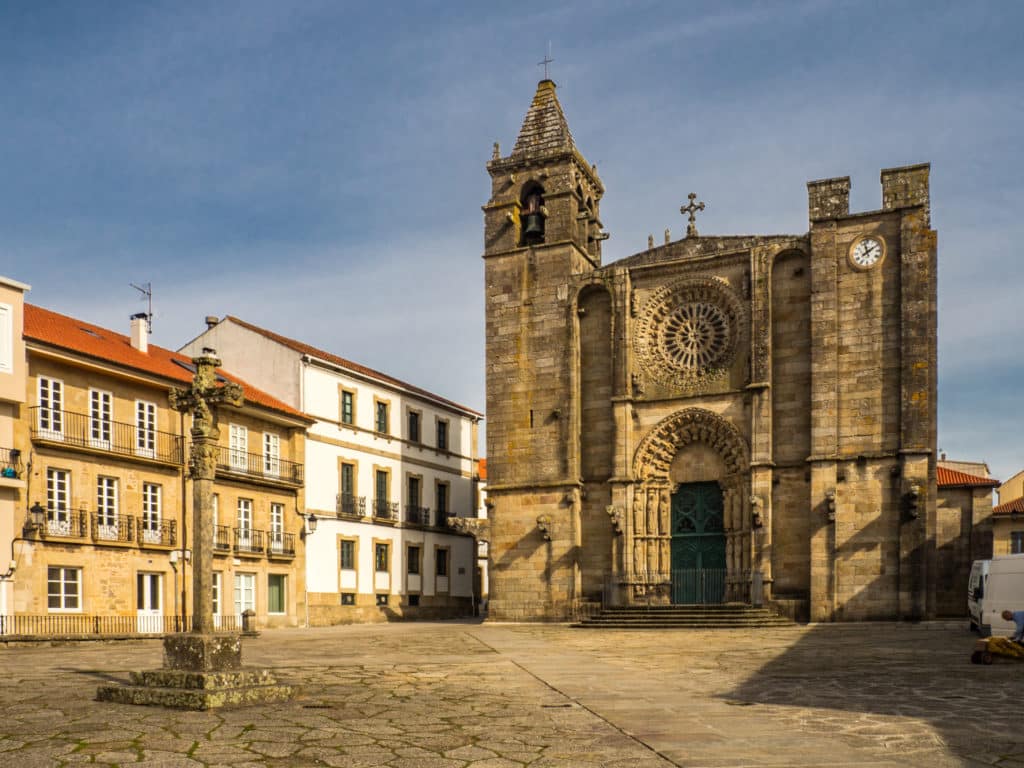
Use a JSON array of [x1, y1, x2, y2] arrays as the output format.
[[971, 636, 1024, 664]]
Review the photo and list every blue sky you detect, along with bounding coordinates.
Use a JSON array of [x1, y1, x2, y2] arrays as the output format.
[[2, 1, 1021, 483]]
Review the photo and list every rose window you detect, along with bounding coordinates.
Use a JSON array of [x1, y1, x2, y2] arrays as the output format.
[[659, 302, 730, 371]]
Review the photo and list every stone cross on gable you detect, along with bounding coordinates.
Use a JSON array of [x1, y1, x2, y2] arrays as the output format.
[[169, 348, 243, 635], [680, 192, 706, 238]]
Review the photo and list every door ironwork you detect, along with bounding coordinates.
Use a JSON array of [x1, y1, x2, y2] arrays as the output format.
[[670, 481, 726, 604]]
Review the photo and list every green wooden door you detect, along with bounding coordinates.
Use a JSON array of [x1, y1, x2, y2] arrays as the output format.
[[671, 482, 726, 603]]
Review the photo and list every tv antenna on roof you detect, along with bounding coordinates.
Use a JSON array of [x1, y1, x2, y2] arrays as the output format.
[[130, 281, 153, 333]]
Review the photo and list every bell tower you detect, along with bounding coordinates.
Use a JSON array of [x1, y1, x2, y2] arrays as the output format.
[[482, 79, 604, 620]]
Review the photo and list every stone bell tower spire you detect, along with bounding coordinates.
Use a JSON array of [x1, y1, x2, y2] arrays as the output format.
[[482, 80, 606, 621]]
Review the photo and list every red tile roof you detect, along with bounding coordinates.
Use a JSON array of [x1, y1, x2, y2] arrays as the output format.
[[24, 304, 310, 422], [994, 496, 1024, 515], [223, 315, 484, 417], [478, 458, 487, 481], [937, 466, 999, 488]]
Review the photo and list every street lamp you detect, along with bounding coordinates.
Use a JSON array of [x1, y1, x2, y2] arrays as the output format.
[[25, 501, 45, 534]]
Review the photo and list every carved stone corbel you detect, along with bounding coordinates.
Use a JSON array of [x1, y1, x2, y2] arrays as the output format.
[[606, 505, 624, 535], [536, 514, 553, 541]]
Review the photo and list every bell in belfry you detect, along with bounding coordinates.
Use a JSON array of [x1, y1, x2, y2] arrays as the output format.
[[521, 188, 546, 245]]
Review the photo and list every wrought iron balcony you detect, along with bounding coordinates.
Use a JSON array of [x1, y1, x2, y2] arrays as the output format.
[[372, 498, 399, 520], [0, 447, 23, 480], [336, 493, 366, 517], [216, 446, 303, 486], [234, 527, 264, 555], [267, 531, 295, 558], [40, 508, 88, 538], [91, 513, 135, 544], [138, 518, 177, 548], [213, 525, 232, 552], [404, 505, 432, 526], [29, 407, 184, 465]]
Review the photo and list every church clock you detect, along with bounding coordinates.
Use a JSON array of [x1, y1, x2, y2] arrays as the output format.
[[849, 235, 886, 270]]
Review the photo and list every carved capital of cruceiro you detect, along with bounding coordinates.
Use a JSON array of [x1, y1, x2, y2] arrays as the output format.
[[447, 517, 491, 543], [189, 439, 220, 481]]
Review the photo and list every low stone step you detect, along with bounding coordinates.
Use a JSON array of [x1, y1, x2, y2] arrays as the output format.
[[572, 604, 796, 630]]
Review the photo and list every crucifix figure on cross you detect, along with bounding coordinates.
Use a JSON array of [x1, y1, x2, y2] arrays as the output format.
[[680, 192, 706, 238], [169, 348, 243, 635]]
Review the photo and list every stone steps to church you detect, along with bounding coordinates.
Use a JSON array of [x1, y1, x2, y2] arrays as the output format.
[[572, 605, 797, 629]]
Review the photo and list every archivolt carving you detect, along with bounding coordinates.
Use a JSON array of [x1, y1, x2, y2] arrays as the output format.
[[633, 277, 746, 388], [633, 407, 748, 481]]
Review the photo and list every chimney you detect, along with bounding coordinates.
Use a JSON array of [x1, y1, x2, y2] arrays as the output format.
[[205, 315, 219, 330], [130, 313, 148, 353]]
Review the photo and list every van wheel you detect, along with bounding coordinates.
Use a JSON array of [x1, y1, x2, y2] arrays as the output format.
[[971, 651, 983, 664], [969, 620, 978, 633], [982, 652, 994, 665]]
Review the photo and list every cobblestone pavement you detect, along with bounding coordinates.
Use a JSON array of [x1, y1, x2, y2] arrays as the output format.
[[1, 620, 1022, 767]]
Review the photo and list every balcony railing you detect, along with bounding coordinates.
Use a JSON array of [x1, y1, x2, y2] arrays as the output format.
[[234, 527, 264, 555], [42, 508, 89, 538], [405, 505, 432, 526], [217, 446, 303, 485], [372, 498, 399, 520], [91, 513, 135, 543], [30, 407, 184, 464], [213, 525, 232, 552], [336, 494, 366, 517], [138, 518, 177, 547], [1, 447, 23, 480], [267, 531, 295, 558]]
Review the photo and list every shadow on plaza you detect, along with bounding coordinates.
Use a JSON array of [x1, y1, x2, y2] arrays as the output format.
[[57, 666, 129, 685]]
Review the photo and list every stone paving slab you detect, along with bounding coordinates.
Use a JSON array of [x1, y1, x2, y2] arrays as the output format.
[[0, 620, 1022, 766]]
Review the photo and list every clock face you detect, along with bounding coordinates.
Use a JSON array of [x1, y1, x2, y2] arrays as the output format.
[[850, 236, 885, 269]]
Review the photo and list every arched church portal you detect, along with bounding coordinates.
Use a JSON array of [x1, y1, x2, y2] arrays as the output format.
[[630, 408, 751, 604]]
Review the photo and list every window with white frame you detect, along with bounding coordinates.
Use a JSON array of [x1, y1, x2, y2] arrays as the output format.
[[269, 502, 284, 552], [38, 376, 63, 438], [89, 389, 112, 448], [95, 476, 119, 538], [234, 572, 256, 616], [136, 400, 156, 458], [46, 468, 70, 534], [230, 424, 248, 470], [0, 302, 12, 374], [141, 483, 162, 543], [237, 498, 253, 550], [263, 432, 280, 476], [47, 566, 81, 611], [212, 571, 222, 616]]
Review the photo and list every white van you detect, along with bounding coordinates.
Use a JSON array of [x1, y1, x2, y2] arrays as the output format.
[[968, 554, 1024, 636]]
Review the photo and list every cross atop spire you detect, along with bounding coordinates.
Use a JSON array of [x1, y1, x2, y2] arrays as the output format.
[[538, 51, 554, 80]]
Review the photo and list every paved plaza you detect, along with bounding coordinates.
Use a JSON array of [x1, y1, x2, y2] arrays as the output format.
[[0, 620, 1022, 767]]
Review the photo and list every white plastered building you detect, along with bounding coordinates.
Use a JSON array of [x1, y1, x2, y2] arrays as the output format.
[[180, 317, 483, 622]]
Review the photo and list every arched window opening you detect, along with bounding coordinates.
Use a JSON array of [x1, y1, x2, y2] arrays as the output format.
[[520, 183, 546, 246]]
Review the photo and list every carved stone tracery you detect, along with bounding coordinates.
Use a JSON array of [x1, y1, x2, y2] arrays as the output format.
[[633, 278, 746, 389]]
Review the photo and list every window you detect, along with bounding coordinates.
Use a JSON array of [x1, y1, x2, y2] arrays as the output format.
[[436, 548, 449, 577], [408, 476, 421, 506], [340, 540, 356, 570], [263, 433, 280, 476], [375, 542, 389, 572], [375, 401, 389, 434], [89, 389, 112, 448], [407, 594, 420, 607], [340, 390, 354, 425], [269, 503, 284, 552], [0, 302, 11, 373], [212, 572, 222, 617], [341, 592, 356, 606], [96, 476, 119, 536], [374, 469, 390, 517], [135, 400, 156, 458], [141, 483, 162, 542], [237, 498, 253, 548], [1012, 531, 1024, 555], [47, 566, 81, 611], [234, 573, 256, 616], [46, 468, 70, 534], [407, 545, 421, 575], [267, 574, 286, 614], [436, 482, 449, 517], [229, 424, 248, 469], [408, 411, 421, 443], [340, 462, 355, 496], [436, 420, 449, 451], [376, 593, 388, 606], [38, 376, 63, 438]]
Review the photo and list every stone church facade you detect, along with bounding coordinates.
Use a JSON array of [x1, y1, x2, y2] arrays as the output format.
[[483, 80, 940, 623]]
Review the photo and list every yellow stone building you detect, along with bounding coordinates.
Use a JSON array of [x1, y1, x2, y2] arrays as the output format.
[[4, 302, 312, 634], [994, 468, 1024, 555]]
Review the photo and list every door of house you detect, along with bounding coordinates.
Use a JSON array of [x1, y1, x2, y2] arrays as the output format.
[[136, 572, 163, 633], [670, 482, 726, 604]]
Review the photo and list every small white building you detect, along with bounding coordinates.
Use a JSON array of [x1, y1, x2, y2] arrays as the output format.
[[181, 317, 483, 622]]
